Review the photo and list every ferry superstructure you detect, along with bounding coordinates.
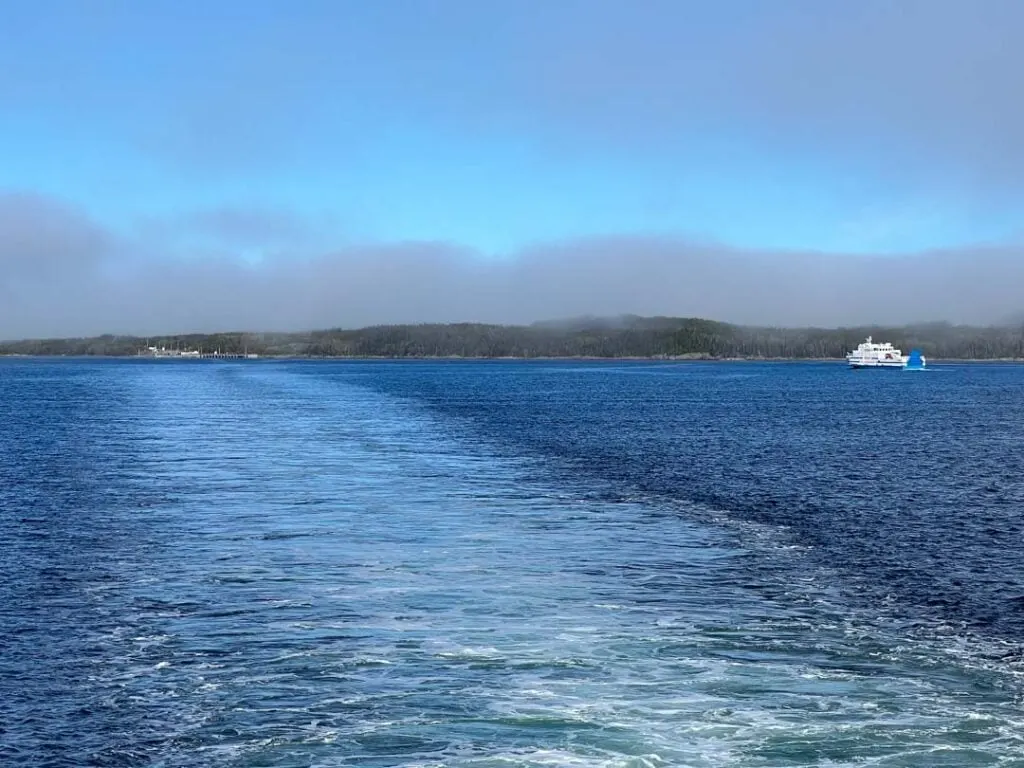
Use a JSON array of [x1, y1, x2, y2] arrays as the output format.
[[846, 336, 907, 368]]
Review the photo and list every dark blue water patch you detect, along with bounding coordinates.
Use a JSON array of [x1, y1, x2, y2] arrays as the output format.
[[314, 360, 1024, 638], [0, 363, 188, 765]]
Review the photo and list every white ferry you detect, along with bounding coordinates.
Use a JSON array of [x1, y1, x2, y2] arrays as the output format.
[[846, 336, 907, 368]]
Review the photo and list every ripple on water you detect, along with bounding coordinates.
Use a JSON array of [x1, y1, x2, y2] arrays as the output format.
[[2, 360, 1024, 766]]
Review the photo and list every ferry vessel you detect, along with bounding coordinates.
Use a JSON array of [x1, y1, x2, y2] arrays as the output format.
[[846, 336, 908, 368]]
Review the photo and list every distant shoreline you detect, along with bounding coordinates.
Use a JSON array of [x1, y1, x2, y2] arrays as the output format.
[[4, 353, 1024, 363], [3, 316, 1024, 361]]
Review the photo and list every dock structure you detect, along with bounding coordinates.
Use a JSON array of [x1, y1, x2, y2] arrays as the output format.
[[138, 345, 258, 359], [192, 351, 259, 359]]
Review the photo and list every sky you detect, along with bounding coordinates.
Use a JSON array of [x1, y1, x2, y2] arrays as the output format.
[[2, 0, 1024, 337]]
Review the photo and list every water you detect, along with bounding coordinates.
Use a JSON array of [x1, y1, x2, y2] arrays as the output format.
[[2, 359, 1024, 766]]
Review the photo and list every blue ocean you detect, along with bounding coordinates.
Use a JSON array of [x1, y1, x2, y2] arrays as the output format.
[[2, 359, 1024, 766]]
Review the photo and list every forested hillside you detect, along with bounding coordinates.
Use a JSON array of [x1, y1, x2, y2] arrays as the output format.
[[3, 316, 1024, 359]]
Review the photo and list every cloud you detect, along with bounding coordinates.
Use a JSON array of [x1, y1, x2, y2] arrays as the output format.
[[9, 1, 1022, 194], [177, 1, 1024, 190], [0, 192, 112, 284], [135, 206, 340, 251], [509, 0, 1024, 186], [1, 192, 1022, 340], [175, 207, 317, 247]]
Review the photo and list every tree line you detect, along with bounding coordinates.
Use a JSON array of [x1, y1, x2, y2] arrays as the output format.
[[3, 317, 1024, 360]]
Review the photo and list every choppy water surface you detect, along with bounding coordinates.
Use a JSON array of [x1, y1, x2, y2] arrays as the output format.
[[2, 359, 1024, 766]]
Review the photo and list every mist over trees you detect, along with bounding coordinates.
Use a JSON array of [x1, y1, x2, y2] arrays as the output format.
[[3, 316, 1024, 360]]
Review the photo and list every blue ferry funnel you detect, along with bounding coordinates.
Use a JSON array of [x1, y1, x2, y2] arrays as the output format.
[[905, 349, 926, 370]]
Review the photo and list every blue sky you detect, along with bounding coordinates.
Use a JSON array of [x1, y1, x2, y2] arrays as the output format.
[[2, 0, 1024, 336], [3, 0, 1021, 256]]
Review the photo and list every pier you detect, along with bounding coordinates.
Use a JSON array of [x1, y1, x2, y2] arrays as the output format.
[[138, 345, 258, 359]]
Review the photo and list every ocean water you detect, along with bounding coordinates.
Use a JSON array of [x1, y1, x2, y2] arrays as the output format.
[[2, 359, 1024, 767]]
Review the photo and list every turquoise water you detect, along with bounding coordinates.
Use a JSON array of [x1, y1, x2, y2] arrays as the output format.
[[2, 359, 1023, 766]]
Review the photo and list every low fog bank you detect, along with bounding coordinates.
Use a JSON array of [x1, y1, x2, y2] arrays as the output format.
[[2, 193, 1022, 340]]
